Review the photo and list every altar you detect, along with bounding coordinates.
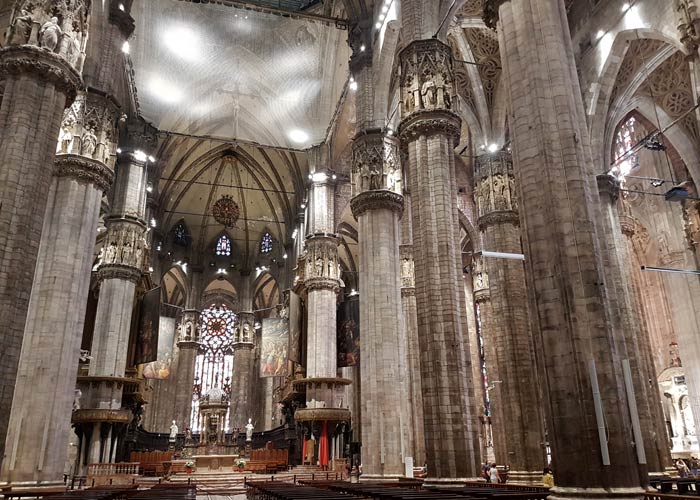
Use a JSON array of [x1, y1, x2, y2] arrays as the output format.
[[193, 454, 240, 471]]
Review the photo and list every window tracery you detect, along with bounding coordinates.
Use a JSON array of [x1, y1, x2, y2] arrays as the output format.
[[174, 223, 188, 246], [190, 304, 237, 431], [216, 235, 232, 256], [261, 232, 273, 254], [613, 116, 640, 178]]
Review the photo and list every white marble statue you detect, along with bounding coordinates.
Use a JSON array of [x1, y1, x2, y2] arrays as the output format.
[[73, 389, 82, 411], [245, 418, 254, 442], [39, 17, 62, 52], [170, 420, 178, 441]]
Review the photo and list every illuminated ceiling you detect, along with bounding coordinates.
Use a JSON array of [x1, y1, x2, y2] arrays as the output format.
[[130, 0, 350, 149]]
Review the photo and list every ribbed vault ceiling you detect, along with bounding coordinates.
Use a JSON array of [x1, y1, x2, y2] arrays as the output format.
[[156, 137, 308, 264], [130, 0, 349, 149]]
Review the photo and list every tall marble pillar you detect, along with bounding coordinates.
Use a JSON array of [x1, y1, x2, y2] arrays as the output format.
[[0, 28, 83, 460], [399, 195, 426, 468], [351, 132, 411, 479], [77, 122, 156, 465], [231, 308, 256, 429], [596, 176, 671, 474], [474, 152, 544, 480], [294, 146, 350, 465], [486, 0, 645, 494], [173, 308, 201, 431], [0, 92, 117, 484], [398, 39, 480, 482]]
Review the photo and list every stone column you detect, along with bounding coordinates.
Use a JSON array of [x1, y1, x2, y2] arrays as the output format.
[[474, 152, 545, 481], [351, 132, 411, 479], [471, 258, 503, 464], [398, 39, 480, 482], [0, 92, 116, 484], [399, 197, 426, 467], [486, 0, 645, 494], [0, 43, 82, 460], [173, 309, 201, 430], [597, 176, 671, 475], [78, 123, 156, 465], [231, 309, 256, 429], [294, 146, 350, 464]]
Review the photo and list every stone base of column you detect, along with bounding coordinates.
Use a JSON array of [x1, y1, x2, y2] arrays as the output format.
[[423, 477, 476, 488], [506, 470, 546, 485], [549, 487, 646, 500], [360, 474, 406, 482], [0, 481, 66, 488]]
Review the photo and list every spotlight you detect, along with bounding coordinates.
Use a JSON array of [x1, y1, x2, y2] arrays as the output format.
[[121, 41, 130, 54], [596, 30, 605, 40], [621, 2, 630, 11], [349, 81, 358, 91], [283, 253, 288, 259], [360, 44, 366, 52], [643, 136, 666, 151], [118, 3, 125, 11], [150, 218, 157, 228], [487, 143, 499, 153], [375, 22, 382, 29]]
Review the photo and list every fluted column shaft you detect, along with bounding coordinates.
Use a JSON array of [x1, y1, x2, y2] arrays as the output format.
[[350, 123, 411, 478], [231, 309, 256, 429], [398, 39, 480, 482], [400, 196, 426, 466], [597, 176, 671, 475], [474, 152, 544, 479], [489, 0, 644, 492], [0, 150, 113, 483], [0, 46, 81, 462]]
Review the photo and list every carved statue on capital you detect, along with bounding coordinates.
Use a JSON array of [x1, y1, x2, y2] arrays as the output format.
[[678, 0, 700, 57], [100, 221, 148, 270], [475, 153, 518, 220], [8, 0, 90, 71], [683, 200, 700, 253], [400, 257, 415, 288], [400, 40, 457, 119], [472, 256, 489, 294], [56, 93, 119, 168], [351, 133, 402, 196]]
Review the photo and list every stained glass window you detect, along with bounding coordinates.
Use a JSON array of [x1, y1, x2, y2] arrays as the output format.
[[261, 232, 273, 254], [475, 303, 490, 417], [216, 235, 232, 256], [613, 116, 640, 178], [190, 304, 237, 431], [174, 223, 188, 246]]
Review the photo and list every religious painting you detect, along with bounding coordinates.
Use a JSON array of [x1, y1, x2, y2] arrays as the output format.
[[337, 297, 359, 367], [288, 291, 302, 363], [260, 318, 289, 377], [135, 287, 160, 365], [142, 316, 176, 379]]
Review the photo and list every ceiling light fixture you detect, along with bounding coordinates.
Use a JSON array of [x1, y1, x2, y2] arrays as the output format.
[[488, 143, 499, 153], [349, 80, 358, 91], [134, 150, 148, 162], [289, 129, 309, 143], [121, 41, 130, 54]]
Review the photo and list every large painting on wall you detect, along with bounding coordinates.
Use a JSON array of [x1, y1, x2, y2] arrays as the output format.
[[135, 287, 160, 365], [288, 291, 302, 363], [337, 297, 359, 367], [260, 318, 289, 377], [142, 316, 176, 379]]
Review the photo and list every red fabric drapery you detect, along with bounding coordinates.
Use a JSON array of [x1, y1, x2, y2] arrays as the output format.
[[319, 421, 329, 468], [302, 438, 308, 464]]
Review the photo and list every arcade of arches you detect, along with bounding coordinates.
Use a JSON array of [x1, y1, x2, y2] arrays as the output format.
[[2, 0, 700, 497]]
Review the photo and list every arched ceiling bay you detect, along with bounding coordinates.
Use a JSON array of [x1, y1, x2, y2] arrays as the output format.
[[157, 137, 307, 265], [130, 0, 350, 149]]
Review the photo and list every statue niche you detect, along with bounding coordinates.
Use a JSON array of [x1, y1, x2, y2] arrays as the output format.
[[8, 0, 89, 71]]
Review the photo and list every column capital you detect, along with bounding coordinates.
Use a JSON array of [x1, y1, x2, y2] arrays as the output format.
[[475, 152, 519, 225], [351, 129, 402, 196], [109, 0, 136, 38], [0, 45, 83, 105], [348, 22, 373, 73], [398, 38, 459, 123], [98, 219, 149, 275], [597, 174, 622, 203], [54, 155, 114, 192], [57, 92, 121, 170], [351, 190, 404, 218], [96, 264, 142, 283], [483, 0, 510, 30], [399, 109, 461, 145]]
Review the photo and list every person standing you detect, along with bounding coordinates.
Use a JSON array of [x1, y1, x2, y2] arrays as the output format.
[[490, 463, 500, 483]]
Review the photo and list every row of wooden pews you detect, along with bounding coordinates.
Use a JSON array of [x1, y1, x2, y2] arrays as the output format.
[[1, 483, 196, 500], [246, 449, 289, 474], [128, 452, 173, 477], [246, 481, 552, 500]]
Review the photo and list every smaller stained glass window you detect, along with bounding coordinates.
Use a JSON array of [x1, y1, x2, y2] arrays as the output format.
[[613, 116, 640, 178], [174, 223, 188, 246], [216, 235, 232, 256], [261, 232, 273, 254]]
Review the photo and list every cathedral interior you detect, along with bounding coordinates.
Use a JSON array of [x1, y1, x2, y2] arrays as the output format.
[[2, 0, 700, 498]]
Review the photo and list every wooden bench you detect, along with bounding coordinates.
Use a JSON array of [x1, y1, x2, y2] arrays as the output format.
[[129, 451, 172, 476], [245, 448, 288, 473], [1, 486, 67, 500]]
